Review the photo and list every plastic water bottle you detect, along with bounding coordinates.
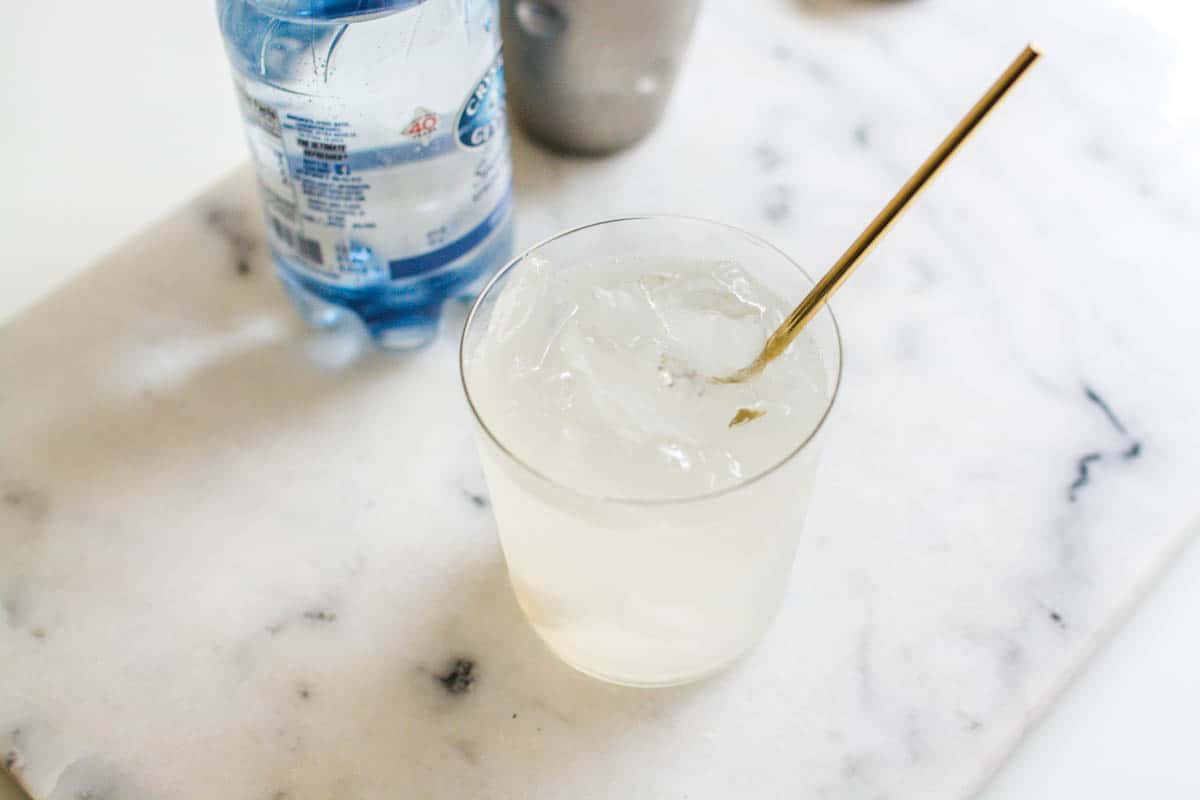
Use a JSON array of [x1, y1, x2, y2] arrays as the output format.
[[217, 0, 514, 349]]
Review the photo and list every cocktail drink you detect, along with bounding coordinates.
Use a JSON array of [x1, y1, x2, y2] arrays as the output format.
[[461, 217, 841, 686]]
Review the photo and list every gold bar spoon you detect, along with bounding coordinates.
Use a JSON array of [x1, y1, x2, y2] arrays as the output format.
[[721, 44, 1041, 404]]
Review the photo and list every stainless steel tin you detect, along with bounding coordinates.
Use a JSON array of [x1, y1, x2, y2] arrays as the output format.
[[501, 0, 700, 155]]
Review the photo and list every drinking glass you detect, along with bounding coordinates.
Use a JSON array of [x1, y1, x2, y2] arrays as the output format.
[[460, 217, 841, 686]]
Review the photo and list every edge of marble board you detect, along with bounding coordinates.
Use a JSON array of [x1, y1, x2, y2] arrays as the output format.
[[966, 514, 1200, 797]]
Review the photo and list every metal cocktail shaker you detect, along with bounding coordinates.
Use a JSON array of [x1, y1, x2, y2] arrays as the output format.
[[500, 0, 700, 155]]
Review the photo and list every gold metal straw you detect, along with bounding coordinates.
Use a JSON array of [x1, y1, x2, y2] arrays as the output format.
[[719, 44, 1041, 386]]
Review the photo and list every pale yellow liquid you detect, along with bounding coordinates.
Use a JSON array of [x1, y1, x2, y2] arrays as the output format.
[[469, 255, 830, 685]]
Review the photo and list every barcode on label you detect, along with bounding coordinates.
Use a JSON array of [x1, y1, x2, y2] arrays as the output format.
[[297, 235, 324, 265], [270, 217, 295, 247]]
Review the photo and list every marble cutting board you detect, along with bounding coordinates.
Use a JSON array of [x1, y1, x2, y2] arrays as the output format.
[[3, 1, 1200, 798]]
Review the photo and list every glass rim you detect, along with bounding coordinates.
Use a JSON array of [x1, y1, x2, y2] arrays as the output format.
[[459, 214, 844, 507]]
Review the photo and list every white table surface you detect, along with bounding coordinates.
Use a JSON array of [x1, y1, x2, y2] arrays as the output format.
[[2, 1, 1198, 797]]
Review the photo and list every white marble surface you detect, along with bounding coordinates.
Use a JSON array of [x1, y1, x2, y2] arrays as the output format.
[[4, 1, 1200, 798]]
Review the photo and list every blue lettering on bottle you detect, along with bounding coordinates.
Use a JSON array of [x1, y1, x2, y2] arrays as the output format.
[[457, 50, 506, 149]]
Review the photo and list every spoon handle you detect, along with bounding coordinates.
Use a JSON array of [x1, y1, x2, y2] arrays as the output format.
[[745, 44, 1041, 377]]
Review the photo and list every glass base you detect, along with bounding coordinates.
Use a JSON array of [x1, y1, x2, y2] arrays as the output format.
[[518, 598, 773, 688], [550, 641, 758, 688]]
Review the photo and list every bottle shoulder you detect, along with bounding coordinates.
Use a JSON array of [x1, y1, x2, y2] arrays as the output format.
[[221, 0, 428, 23]]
